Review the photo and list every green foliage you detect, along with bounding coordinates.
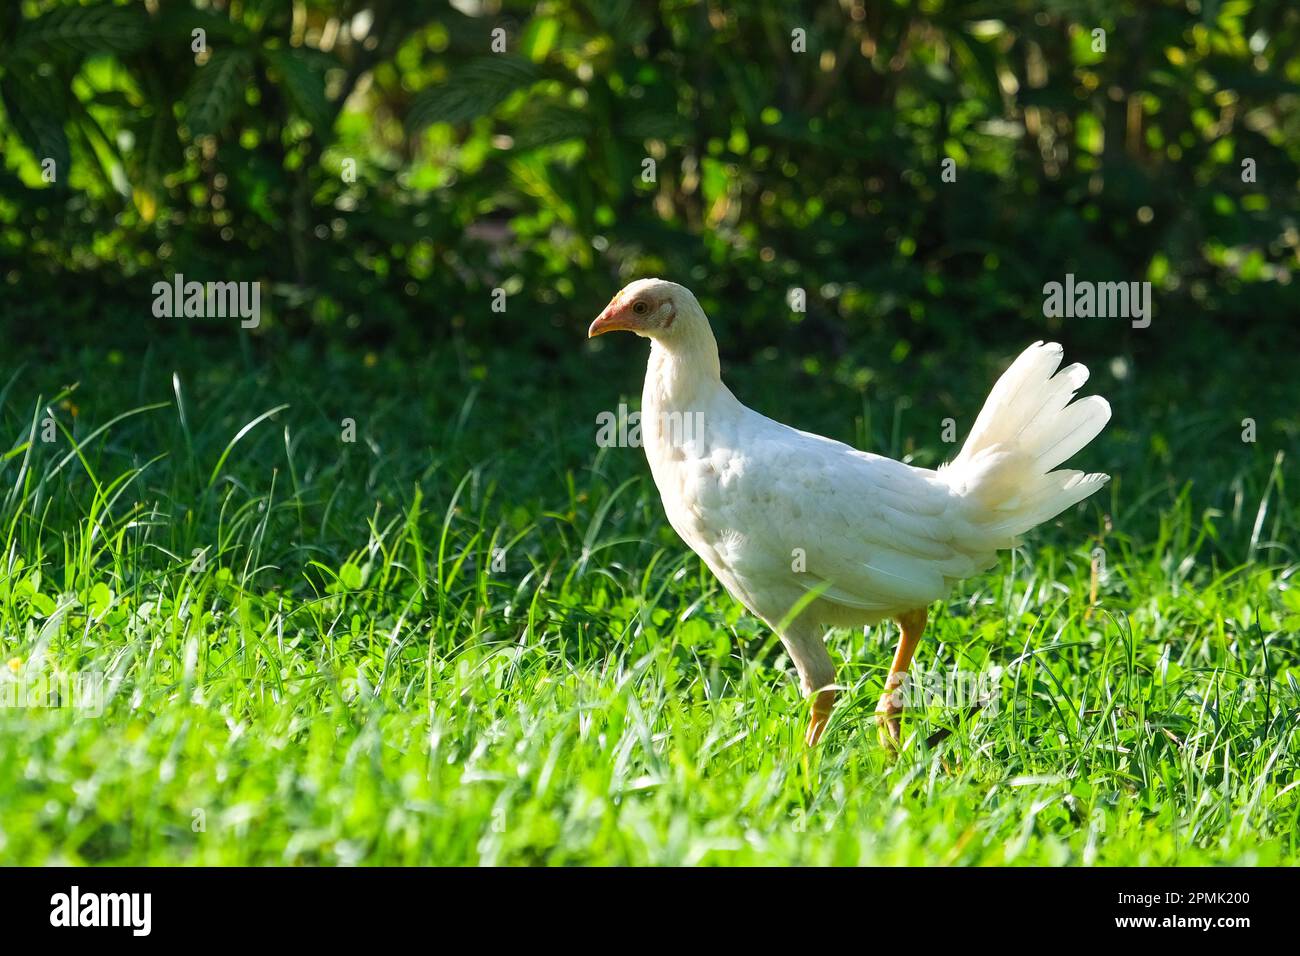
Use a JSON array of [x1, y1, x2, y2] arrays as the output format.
[[406, 56, 541, 132], [6, 2, 149, 60], [182, 48, 253, 139], [263, 46, 333, 139], [0, 71, 70, 183], [0, 0, 1295, 356]]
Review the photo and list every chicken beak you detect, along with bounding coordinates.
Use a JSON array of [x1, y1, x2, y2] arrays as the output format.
[[587, 301, 634, 338]]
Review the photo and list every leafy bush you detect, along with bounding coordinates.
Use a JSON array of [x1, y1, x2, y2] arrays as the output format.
[[1, 0, 1297, 360]]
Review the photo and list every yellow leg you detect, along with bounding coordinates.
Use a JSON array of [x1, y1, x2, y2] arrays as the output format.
[[875, 607, 927, 750], [805, 688, 836, 746], [779, 617, 836, 747]]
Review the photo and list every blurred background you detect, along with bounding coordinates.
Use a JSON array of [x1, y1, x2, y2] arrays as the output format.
[[1, 0, 1298, 538], [4, 0, 1299, 348]]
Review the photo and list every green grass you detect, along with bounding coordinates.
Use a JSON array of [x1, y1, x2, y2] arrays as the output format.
[[0, 328, 1297, 865]]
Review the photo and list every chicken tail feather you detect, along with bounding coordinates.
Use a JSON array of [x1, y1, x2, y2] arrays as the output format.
[[940, 342, 1111, 538]]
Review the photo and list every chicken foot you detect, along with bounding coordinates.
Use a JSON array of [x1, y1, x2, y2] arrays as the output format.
[[875, 607, 928, 750]]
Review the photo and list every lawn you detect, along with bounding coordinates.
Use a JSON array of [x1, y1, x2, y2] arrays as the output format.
[[1, 315, 1296, 866]]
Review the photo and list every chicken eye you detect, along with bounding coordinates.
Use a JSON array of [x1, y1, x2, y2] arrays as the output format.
[[632, 300, 650, 316]]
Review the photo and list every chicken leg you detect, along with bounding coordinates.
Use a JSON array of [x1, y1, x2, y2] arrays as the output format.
[[777, 618, 837, 746], [875, 607, 928, 749]]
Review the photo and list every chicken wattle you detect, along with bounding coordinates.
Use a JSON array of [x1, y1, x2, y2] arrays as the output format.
[[589, 279, 1111, 748]]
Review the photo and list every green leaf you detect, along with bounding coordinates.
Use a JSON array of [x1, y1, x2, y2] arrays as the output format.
[[591, 0, 652, 45], [88, 90, 137, 111], [139, 98, 180, 184], [207, 404, 289, 490], [509, 102, 591, 151], [339, 562, 363, 590], [0, 74, 71, 183], [616, 105, 685, 142], [520, 17, 561, 63], [263, 47, 334, 140], [183, 48, 253, 138], [948, 32, 1003, 103], [7, 3, 149, 62], [152, 7, 251, 45], [405, 57, 539, 133], [89, 582, 113, 617]]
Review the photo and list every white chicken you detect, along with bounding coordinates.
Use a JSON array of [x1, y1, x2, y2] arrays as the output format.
[[589, 279, 1111, 747]]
